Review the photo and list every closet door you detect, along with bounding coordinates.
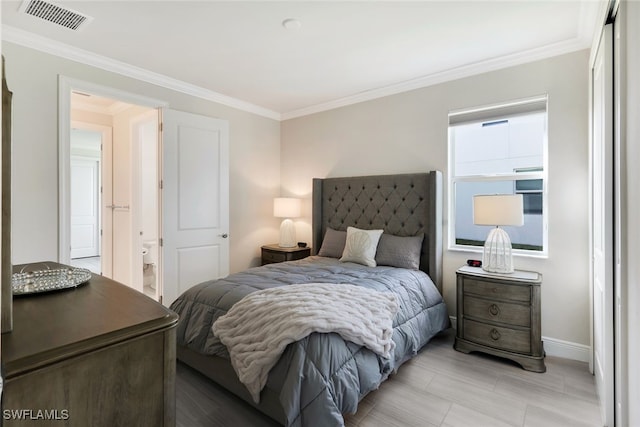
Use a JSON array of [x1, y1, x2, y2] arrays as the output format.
[[591, 23, 614, 427]]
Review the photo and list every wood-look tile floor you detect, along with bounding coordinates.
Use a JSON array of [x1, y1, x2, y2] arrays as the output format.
[[69, 256, 101, 274], [176, 328, 602, 427]]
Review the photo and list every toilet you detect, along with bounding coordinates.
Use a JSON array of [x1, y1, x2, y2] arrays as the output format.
[[142, 240, 157, 290]]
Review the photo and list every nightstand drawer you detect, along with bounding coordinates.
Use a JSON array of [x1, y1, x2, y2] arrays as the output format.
[[262, 250, 287, 263], [463, 278, 531, 303], [464, 295, 531, 327], [463, 319, 531, 354]]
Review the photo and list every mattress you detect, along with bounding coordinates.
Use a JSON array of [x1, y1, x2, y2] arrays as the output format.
[[170, 256, 449, 426]]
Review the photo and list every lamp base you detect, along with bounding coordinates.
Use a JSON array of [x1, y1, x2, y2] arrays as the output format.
[[279, 218, 296, 248], [482, 226, 514, 274]]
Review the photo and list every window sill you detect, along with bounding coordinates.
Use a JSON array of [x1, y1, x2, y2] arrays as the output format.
[[447, 244, 548, 259]]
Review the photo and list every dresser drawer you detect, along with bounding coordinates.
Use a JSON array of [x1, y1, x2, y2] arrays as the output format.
[[464, 295, 531, 327], [463, 319, 531, 354], [262, 250, 287, 263], [463, 278, 531, 303]]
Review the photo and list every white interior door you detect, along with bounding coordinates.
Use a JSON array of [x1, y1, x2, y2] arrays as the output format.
[[69, 121, 113, 277], [161, 108, 229, 307], [592, 23, 614, 427], [70, 157, 100, 259]]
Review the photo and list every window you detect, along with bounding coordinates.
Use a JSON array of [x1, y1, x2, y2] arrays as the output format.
[[514, 169, 543, 215], [448, 97, 548, 254]]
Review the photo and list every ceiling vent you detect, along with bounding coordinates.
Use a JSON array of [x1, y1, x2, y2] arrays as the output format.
[[19, 0, 93, 31]]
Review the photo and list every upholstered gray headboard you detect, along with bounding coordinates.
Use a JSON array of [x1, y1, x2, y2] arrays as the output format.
[[312, 171, 443, 293]]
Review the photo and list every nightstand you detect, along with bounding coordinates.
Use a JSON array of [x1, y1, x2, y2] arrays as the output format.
[[454, 265, 545, 372], [261, 244, 311, 266]]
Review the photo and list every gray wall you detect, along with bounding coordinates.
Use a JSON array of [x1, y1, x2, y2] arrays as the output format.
[[281, 50, 590, 348], [2, 41, 281, 273]]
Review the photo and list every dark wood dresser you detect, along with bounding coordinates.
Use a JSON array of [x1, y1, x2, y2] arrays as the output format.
[[261, 244, 311, 265], [1, 262, 179, 426], [454, 265, 545, 372]]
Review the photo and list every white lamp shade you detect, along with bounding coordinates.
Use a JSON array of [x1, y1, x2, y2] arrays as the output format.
[[473, 194, 524, 226], [273, 198, 301, 218]]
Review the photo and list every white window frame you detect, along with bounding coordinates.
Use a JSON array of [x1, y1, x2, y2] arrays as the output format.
[[447, 96, 549, 258]]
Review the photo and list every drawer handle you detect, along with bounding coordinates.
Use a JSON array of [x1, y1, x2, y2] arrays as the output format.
[[489, 304, 500, 316], [490, 328, 501, 341]]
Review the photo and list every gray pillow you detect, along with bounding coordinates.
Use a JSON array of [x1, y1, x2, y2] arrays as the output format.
[[317, 228, 347, 258], [375, 233, 424, 270]]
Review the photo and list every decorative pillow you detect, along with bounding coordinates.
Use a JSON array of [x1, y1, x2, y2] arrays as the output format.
[[339, 227, 384, 267], [317, 228, 347, 258], [375, 233, 424, 270]]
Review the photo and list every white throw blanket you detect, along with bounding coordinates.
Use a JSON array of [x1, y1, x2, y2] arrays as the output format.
[[211, 283, 399, 403]]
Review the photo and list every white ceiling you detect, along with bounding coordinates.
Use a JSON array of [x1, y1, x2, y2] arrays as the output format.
[[1, 1, 602, 120]]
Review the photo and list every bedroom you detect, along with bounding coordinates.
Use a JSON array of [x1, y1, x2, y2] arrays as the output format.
[[0, 1, 638, 427]]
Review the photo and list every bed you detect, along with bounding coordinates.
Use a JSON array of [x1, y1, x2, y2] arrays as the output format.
[[170, 171, 449, 426]]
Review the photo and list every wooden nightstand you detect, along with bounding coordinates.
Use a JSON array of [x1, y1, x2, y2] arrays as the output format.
[[454, 265, 545, 372], [261, 244, 311, 266]]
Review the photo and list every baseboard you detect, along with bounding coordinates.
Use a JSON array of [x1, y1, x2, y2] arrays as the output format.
[[449, 315, 457, 329], [448, 316, 591, 363], [541, 336, 591, 363]]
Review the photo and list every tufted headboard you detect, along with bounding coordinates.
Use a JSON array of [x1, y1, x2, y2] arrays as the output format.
[[312, 171, 443, 293]]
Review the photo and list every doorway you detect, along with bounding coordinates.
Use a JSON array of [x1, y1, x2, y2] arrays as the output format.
[[59, 77, 166, 301], [69, 93, 159, 299], [59, 77, 231, 308], [69, 128, 102, 271], [131, 110, 160, 299]]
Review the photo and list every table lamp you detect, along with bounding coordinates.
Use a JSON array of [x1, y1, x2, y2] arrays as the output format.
[[473, 194, 524, 273], [273, 197, 301, 248]]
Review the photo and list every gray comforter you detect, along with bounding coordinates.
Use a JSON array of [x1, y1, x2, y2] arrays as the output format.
[[170, 256, 449, 426]]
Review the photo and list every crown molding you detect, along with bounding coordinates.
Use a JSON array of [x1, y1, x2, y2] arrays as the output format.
[[281, 36, 590, 120], [2, 26, 282, 121]]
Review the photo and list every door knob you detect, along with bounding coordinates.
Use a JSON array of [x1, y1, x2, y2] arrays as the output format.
[[220, 233, 228, 238]]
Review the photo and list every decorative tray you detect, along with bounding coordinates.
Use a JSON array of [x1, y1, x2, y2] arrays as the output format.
[[12, 265, 92, 295]]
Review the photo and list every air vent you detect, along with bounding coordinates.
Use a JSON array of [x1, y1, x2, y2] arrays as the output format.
[[19, 0, 93, 31]]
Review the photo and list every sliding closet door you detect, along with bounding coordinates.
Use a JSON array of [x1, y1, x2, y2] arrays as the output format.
[[592, 23, 614, 427], [161, 109, 229, 307]]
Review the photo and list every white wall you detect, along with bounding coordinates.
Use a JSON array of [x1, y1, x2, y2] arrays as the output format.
[[111, 105, 152, 287], [70, 128, 101, 158], [71, 109, 113, 128], [2, 41, 281, 274], [281, 50, 590, 350]]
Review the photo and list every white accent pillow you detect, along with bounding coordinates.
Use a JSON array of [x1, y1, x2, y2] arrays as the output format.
[[339, 227, 384, 267]]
